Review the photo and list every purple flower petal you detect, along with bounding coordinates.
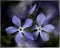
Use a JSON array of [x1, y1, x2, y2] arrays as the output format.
[[42, 24, 55, 33], [15, 32, 24, 44], [23, 19, 33, 28], [5, 26, 18, 34], [33, 31, 39, 40], [40, 32, 49, 41], [29, 4, 36, 14], [37, 13, 46, 26], [23, 30, 34, 40], [33, 25, 38, 30], [12, 16, 21, 27]]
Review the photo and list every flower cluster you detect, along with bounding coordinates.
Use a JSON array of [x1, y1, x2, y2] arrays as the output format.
[[5, 4, 55, 45]]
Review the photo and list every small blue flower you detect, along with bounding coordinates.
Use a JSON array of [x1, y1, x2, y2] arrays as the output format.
[[29, 4, 36, 14], [5, 16, 34, 44], [33, 13, 55, 41]]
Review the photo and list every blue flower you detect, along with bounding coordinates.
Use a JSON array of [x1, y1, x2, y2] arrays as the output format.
[[5, 16, 34, 44], [29, 4, 36, 14], [33, 13, 55, 41]]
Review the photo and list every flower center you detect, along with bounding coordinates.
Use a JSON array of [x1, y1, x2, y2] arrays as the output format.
[[38, 26, 42, 32], [20, 28, 22, 31], [18, 27, 24, 32]]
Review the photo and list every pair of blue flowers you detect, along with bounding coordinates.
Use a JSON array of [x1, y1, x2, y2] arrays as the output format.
[[5, 4, 55, 45]]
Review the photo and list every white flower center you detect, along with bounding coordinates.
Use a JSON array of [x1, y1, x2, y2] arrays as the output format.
[[18, 27, 24, 32], [37, 26, 42, 32]]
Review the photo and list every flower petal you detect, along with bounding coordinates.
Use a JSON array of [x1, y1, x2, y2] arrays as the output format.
[[15, 32, 24, 44], [32, 25, 38, 30], [23, 30, 34, 40], [5, 26, 18, 34], [12, 16, 21, 27], [29, 4, 36, 14], [37, 13, 46, 26], [23, 19, 33, 28], [42, 24, 55, 33], [33, 31, 39, 40], [40, 32, 49, 41]]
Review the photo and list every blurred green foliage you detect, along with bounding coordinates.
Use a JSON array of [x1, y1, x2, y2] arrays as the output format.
[[45, 35, 59, 47]]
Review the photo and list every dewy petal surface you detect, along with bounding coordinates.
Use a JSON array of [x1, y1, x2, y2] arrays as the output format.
[[12, 16, 21, 27], [42, 24, 55, 33], [15, 32, 24, 44], [29, 4, 36, 14], [23, 19, 33, 28], [23, 30, 34, 40], [37, 13, 46, 26], [5, 26, 18, 34], [33, 31, 39, 40], [40, 32, 49, 41]]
